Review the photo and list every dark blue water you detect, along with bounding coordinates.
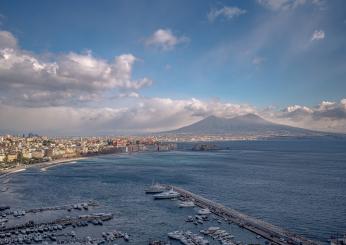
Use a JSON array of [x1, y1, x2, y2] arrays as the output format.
[[1, 137, 346, 244]]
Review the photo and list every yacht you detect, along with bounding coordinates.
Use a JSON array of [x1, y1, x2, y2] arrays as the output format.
[[197, 208, 211, 215], [153, 188, 180, 199], [178, 201, 195, 208], [145, 183, 166, 194]]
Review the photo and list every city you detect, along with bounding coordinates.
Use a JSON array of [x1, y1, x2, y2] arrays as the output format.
[[0, 134, 176, 172]]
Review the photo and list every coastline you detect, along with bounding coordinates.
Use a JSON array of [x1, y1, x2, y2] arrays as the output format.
[[0, 148, 174, 180], [0, 156, 87, 179]]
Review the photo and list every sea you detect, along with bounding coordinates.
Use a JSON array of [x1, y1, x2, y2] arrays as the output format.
[[1, 136, 346, 244]]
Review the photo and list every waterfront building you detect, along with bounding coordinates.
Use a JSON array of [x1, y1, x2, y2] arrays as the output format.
[[31, 150, 45, 159], [7, 153, 17, 162], [0, 153, 5, 162], [22, 150, 32, 159]]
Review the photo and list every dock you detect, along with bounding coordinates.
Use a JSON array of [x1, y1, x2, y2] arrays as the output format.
[[0, 213, 113, 233], [0, 201, 99, 218], [22, 200, 98, 214], [165, 185, 320, 245]]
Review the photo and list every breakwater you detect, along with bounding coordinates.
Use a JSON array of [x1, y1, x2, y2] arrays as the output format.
[[166, 185, 319, 245]]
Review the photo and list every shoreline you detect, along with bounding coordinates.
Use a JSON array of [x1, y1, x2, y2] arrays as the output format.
[[0, 149, 172, 179], [0, 149, 176, 180], [0, 156, 88, 179]]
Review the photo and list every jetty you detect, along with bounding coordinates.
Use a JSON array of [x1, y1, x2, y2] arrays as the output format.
[[20, 200, 98, 214], [0, 213, 113, 233], [0, 201, 99, 219], [164, 185, 319, 245]]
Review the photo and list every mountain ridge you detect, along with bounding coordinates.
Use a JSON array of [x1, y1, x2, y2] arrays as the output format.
[[164, 113, 321, 136]]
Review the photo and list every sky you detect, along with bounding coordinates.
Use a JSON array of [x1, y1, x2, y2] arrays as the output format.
[[0, 0, 345, 135]]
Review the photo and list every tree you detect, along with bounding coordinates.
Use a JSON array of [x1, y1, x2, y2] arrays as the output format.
[[17, 152, 24, 164], [4, 155, 8, 164]]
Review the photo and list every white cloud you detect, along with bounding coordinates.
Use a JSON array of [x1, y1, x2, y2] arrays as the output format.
[[0, 30, 17, 48], [0, 30, 153, 106], [257, 0, 324, 11], [207, 6, 246, 22], [183, 98, 255, 118], [145, 29, 189, 51], [311, 30, 325, 41], [285, 105, 313, 113], [112, 92, 140, 99], [267, 99, 346, 132]]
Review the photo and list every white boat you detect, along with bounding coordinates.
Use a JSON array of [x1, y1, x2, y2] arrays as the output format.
[[178, 201, 195, 208], [153, 188, 180, 199], [197, 208, 211, 215], [168, 231, 184, 240], [124, 232, 129, 241], [145, 183, 166, 194]]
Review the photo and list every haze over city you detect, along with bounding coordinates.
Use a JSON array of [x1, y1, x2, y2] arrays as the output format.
[[0, 0, 345, 135]]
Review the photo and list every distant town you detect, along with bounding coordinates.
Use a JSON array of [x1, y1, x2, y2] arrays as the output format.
[[0, 134, 177, 172]]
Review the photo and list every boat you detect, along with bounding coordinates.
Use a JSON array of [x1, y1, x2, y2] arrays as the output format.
[[124, 232, 129, 241], [178, 201, 195, 208], [145, 183, 166, 194], [149, 240, 169, 245], [185, 216, 194, 222], [153, 188, 180, 199], [168, 231, 183, 240], [207, 227, 220, 233], [197, 208, 211, 215]]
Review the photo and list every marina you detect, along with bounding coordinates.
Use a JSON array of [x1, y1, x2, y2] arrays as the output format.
[[162, 185, 319, 245], [0, 201, 130, 245]]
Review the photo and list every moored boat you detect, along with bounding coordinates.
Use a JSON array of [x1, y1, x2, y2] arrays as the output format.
[[178, 201, 195, 208], [197, 208, 211, 215], [145, 183, 166, 194], [153, 188, 180, 199]]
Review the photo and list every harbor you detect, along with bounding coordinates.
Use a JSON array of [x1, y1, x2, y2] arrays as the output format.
[[0, 181, 337, 245], [0, 201, 130, 245], [158, 184, 319, 245], [1, 149, 344, 244]]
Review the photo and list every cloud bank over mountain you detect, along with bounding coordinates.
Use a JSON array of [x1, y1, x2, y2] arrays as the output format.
[[0, 94, 345, 135]]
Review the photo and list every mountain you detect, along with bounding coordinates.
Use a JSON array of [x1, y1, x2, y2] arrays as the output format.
[[165, 113, 321, 136]]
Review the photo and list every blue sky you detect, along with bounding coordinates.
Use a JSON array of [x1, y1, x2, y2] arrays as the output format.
[[0, 0, 345, 134]]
